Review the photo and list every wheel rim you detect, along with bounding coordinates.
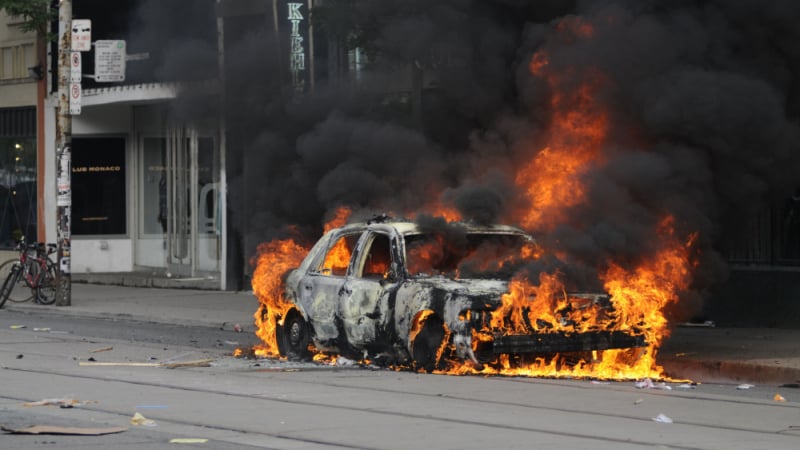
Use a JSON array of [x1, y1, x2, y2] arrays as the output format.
[[289, 320, 303, 349]]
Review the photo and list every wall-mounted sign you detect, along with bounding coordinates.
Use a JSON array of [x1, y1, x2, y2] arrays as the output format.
[[287, 2, 306, 95], [71, 137, 127, 235], [71, 19, 92, 52], [95, 40, 126, 82]]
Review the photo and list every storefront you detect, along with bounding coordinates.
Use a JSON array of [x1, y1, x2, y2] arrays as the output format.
[[43, 85, 226, 289]]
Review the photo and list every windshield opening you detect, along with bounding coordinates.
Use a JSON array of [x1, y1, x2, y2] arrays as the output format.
[[404, 232, 534, 279]]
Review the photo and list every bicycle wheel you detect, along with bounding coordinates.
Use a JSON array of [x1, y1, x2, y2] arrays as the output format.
[[35, 260, 58, 305], [0, 258, 35, 303], [0, 263, 22, 308]]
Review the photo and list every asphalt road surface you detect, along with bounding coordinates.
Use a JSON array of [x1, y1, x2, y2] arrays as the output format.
[[1, 310, 799, 449]]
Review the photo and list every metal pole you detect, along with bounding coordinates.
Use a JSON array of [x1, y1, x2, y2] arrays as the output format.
[[55, 0, 72, 306]]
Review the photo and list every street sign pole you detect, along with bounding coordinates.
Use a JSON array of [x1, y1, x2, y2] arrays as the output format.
[[56, 0, 73, 306]]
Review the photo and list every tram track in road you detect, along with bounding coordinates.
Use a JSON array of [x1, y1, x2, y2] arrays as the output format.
[[4, 363, 796, 449]]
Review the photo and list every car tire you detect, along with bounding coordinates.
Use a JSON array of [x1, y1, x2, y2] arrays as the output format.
[[282, 311, 312, 361], [412, 314, 446, 373]]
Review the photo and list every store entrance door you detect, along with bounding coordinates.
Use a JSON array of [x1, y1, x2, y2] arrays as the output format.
[[137, 126, 221, 280]]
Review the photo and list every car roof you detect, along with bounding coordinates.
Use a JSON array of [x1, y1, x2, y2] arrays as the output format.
[[330, 220, 529, 237]]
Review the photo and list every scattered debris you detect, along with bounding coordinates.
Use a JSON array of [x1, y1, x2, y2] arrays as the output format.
[[635, 378, 672, 390], [163, 359, 213, 369], [79, 358, 214, 369], [130, 412, 157, 427], [87, 357, 96, 362], [233, 323, 242, 332], [634, 398, 643, 405], [170, 438, 209, 444], [336, 356, 357, 367], [737, 384, 755, 390], [774, 394, 787, 402], [677, 383, 696, 389], [16, 354, 23, 359], [652, 413, 673, 424], [80, 361, 160, 367], [1, 425, 126, 435], [678, 320, 715, 327], [223, 341, 239, 346], [591, 380, 610, 385], [23, 398, 97, 408], [32, 328, 50, 332], [780, 383, 800, 389], [90, 346, 113, 353], [9, 325, 26, 329]]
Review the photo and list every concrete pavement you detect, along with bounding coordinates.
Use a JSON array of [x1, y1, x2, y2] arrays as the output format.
[[2, 282, 800, 386]]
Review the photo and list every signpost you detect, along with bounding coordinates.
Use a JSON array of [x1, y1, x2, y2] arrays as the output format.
[[56, 2, 76, 306], [58, 12, 128, 305]]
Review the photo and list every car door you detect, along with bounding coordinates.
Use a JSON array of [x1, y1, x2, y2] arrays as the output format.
[[339, 230, 401, 351], [296, 229, 362, 349]]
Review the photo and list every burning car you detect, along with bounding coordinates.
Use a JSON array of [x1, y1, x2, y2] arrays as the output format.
[[276, 216, 646, 371]]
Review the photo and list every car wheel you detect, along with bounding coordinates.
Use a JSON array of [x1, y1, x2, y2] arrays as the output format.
[[282, 311, 311, 361], [412, 314, 446, 373]]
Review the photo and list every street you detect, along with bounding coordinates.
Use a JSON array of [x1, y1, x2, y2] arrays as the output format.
[[1, 311, 799, 449]]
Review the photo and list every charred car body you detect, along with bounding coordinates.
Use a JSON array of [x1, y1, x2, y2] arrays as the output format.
[[278, 217, 645, 370]]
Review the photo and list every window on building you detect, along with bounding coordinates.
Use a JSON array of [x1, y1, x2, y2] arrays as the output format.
[[0, 107, 36, 248], [724, 189, 800, 267], [0, 44, 35, 80]]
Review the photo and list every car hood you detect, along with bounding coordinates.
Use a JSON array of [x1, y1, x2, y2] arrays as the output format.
[[409, 276, 510, 303]]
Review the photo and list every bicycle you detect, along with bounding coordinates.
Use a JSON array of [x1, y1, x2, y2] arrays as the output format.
[[0, 238, 58, 308]]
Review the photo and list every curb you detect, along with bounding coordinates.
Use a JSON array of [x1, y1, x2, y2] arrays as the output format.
[[661, 358, 800, 386]]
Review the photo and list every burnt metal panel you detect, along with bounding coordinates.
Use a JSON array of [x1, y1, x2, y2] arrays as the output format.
[[0, 107, 36, 138]]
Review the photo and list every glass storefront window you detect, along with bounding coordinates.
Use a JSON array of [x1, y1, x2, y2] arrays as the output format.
[[0, 137, 37, 247]]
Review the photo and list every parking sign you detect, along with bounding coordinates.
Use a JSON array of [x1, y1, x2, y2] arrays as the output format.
[[71, 19, 92, 52]]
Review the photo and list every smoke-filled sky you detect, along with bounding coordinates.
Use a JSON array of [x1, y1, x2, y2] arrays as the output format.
[[132, 0, 800, 306]]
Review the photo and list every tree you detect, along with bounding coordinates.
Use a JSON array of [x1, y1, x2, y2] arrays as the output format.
[[0, 0, 55, 36]]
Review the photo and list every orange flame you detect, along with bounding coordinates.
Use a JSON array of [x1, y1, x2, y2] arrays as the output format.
[[516, 49, 608, 231], [251, 237, 309, 357], [251, 207, 353, 358]]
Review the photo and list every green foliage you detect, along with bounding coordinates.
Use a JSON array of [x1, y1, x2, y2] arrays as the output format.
[[0, 0, 55, 35]]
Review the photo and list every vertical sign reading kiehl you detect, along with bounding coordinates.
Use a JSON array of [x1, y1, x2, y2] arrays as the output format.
[[287, 2, 306, 96]]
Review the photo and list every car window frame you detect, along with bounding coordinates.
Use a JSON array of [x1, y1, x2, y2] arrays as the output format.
[[307, 229, 365, 277]]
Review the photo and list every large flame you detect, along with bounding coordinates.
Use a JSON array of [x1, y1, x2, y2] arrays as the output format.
[[251, 237, 309, 357], [515, 49, 608, 231], [436, 216, 695, 379]]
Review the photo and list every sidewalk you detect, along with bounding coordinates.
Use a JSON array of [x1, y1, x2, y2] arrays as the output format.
[[3, 283, 800, 386], [2, 283, 259, 333]]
